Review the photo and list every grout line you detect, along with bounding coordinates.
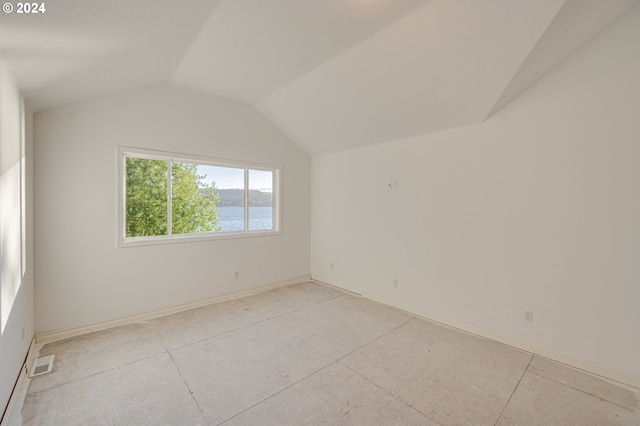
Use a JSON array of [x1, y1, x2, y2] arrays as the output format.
[[19, 285, 348, 424], [339, 363, 444, 426], [166, 293, 349, 354], [334, 316, 414, 363], [13, 281, 636, 424], [217, 363, 331, 425], [23, 350, 170, 397], [525, 363, 640, 413], [29, 285, 349, 401], [334, 317, 445, 426], [219, 315, 415, 425], [239, 291, 348, 323], [236, 297, 270, 319], [167, 351, 212, 426], [493, 353, 534, 425], [237, 292, 348, 325], [34, 276, 314, 345], [161, 301, 272, 354]]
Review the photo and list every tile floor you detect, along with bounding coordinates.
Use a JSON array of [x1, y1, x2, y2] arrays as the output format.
[[4, 281, 639, 425]]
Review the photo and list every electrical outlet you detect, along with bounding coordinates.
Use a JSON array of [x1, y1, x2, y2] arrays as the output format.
[[234, 271, 240, 279], [524, 310, 534, 323], [21, 326, 25, 341], [392, 278, 399, 288], [330, 263, 334, 270]]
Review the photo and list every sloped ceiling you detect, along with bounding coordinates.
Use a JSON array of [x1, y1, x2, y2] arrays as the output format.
[[172, 0, 424, 104], [1, 0, 637, 156], [0, 0, 220, 110]]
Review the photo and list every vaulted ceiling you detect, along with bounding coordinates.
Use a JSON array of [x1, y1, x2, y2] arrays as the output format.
[[1, 0, 637, 155]]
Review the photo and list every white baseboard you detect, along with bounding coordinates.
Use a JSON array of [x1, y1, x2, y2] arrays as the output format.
[[36, 275, 311, 344], [361, 291, 640, 389], [310, 278, 360, 296], [30, 275, 640, 389]]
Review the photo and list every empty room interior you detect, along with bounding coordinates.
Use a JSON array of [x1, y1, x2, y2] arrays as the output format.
[[1, 0, 639, 424]]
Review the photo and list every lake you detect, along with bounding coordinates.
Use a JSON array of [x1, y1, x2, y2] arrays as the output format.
[[217, 206, 273, 231]]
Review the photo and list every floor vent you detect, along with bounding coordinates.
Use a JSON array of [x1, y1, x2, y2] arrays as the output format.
[[30, 355, 55, 377]]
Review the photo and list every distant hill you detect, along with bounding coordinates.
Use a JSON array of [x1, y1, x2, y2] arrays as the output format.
[[214, 188, 272, 207]]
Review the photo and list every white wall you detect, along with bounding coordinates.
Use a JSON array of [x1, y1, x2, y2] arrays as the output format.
[[34, 84, 310, 333], [0, 64, 34, 417], [311, 5, 640, 382]]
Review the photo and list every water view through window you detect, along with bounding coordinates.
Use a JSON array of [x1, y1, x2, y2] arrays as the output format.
[[198, 165, 274, 232], [121, 148, 278, 245], [216, 206, 273, 231]]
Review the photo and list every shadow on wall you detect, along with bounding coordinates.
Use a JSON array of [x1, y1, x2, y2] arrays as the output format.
[[1, 161, 23, 334]]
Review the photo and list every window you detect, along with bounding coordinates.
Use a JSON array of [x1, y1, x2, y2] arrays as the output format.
[[118, 147, 280, 246]]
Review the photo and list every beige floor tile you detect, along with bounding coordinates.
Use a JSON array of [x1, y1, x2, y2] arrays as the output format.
[[496, 372, 640, 426], [169, 314, 356, 423], [19, 353, 207, 426], [9, 283, 637, 426], [151, 298, 267, 349], [170, 327, 325, 424], [291, 294, 414, 345], [28, 322, 166, 394], [223, 362, 437, 426], [527, 356, 640, 412], [170, 295, 411, 424], [28, 299, 265, 394], [239, 281, 344, 318], [340, 317, 532, 426]]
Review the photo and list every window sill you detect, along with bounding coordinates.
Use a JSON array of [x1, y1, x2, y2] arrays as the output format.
[[117, 229, 282, 248]]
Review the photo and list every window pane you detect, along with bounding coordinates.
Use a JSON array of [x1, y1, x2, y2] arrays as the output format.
[[120, 148, 279, 245], [125, 157, 168, 237], [198, 165, 245, 232], [248, 169, 273, 231], [172, 162, 224, 234]]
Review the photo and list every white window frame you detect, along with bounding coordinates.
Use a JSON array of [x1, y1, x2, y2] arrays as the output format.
[[116, 147, 281, 247]]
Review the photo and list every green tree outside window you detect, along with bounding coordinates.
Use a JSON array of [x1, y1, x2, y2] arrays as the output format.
[[125, 157, 220, 237]]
